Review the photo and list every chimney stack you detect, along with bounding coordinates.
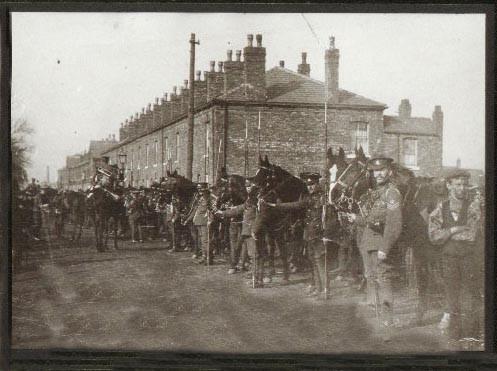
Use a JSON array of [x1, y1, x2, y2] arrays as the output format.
[[433, 105, 444, 137], [398, 99, 412, 120], [196, 70, 201, 81], [218, 61, 224, 72], [279, 60, 285, 68], [224, 48, 244, 94], [298, 52, 310, 76], [227, 50, 233, 61], [184, 79, 189, 89], [325, 36, 339, 104], [210, 61, 215, 72], [243, 33, 266, 99]]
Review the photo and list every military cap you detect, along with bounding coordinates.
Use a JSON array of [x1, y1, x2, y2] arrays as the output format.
[[299, 172, 321, 185], [197, 182, 210, 192], [445, 168, 470, 182], [366, 157, 394, 171]]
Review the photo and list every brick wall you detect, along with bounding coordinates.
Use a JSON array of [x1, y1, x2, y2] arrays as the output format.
[[383, 133, 442, 177], [224, 105, 384, 177]]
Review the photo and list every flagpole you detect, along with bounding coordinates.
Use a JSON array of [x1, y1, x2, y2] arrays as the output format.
[[244, 118, 248, 178], [257, 111, 261, 158]]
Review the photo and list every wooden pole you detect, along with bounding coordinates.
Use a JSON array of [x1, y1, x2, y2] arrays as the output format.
[[186, 33, 199, 180]]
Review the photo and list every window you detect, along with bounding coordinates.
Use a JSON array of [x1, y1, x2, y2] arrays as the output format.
[[350, 122, 368, 154], [137, 147, 141, 169], [402, 138, 418, 167], [145, 144, 149, 168], [130, 150, 134, 170]]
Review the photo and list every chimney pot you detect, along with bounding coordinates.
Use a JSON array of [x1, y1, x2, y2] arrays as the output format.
[[120, 122, 124, 128], [204, 71, 208, 80], [147, 103, 151, 111], [247, 34, 253, 47], [196, 70, 201, 80], [112, 134, 115, 140], [236, 50, 241, 61], [142, 107, 145, 114], [302, 52, 307, 63], [210, 61, 215, 72], [329, 36, 336, 49], [125, 119, 129, 124], [256, 34, 262, 47], [227, 50, 233, 61], [218, 61, 224, 72], [279, 60, 285, 68], [164, 92, 168, 101], [173, 86, 177, 94], [184, 79, 188, 89], [155, 97, 159, 105]]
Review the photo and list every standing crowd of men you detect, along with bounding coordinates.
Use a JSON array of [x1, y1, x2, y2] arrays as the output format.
[[16, 155, 484, 350]]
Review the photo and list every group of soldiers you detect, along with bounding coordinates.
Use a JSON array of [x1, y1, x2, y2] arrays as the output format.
[[16, 155, 484, 349]]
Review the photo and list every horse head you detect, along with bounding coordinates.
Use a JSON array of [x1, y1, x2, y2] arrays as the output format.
[[327, 146, 369, 207]]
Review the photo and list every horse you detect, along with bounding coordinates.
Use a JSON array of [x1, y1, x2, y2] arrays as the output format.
[[162, 170, 197, 252], [63, 190, 87, 244], [87, 182, 126, 252], [328, 151, 448, 322], [250, 155, 308, 284], [212, 167, 248, 265]]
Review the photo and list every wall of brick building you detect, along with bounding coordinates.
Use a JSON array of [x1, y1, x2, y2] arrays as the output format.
[[383, 133, 442, 177], [223, 104, 384, 177]]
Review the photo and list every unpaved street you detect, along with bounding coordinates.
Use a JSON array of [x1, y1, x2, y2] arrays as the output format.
[[13, 231, 447, 353]]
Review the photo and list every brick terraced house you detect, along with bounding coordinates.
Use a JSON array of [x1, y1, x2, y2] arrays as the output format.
[[58, 34, 444, 189]]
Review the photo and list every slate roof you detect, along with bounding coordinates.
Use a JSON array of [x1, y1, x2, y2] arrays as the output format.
[[265, 66, 386, 108], [383, 115, 439, 136]]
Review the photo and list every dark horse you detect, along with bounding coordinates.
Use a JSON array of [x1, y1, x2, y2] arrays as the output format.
[[162, 170, 197, 252], [328, 149, 448, 322], [87, 179, 126, 252], [250, 155, 308, 284]]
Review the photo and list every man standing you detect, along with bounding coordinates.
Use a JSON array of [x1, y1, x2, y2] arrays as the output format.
[[428, 169, 483, 349], [264, 173, 328, 297], [359, 157, 403, 331], [184, 183, 212, 265]]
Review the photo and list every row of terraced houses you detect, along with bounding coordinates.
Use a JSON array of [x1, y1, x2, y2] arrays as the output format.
[[58, 34, 446, 190]]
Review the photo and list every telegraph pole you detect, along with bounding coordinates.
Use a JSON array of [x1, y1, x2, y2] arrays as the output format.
[[186, 33, 199, 180]]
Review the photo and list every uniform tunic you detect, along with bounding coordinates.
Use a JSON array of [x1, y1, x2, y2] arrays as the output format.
[[359, 181, 403, 317]]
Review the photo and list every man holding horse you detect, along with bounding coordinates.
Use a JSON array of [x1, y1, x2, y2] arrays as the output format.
[[428, 169, 483, 348], [263, 172, 329, 297], [359, 157, 403, 332]]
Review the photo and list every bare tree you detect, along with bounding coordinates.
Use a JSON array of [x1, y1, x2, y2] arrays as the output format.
[[11, 118, 34, 194]]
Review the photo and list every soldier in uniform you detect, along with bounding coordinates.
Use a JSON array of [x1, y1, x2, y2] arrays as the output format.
[[184, 183, 212, 265], [428, 169, 483, 348], [263, 173, 329, 297], [359, 157, 403, 330], [215, 180, 259, 280]]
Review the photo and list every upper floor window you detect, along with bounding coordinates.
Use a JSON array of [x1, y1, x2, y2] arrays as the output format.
[[402, 137, 418, 167], [350, 122, 368, 154], [137, 147, 141, 169]]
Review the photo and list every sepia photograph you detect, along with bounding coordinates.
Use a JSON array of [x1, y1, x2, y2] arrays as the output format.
[[10, 11, 487, 358]]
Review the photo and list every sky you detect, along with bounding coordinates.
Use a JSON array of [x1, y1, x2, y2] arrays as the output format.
[[11, 12, 486, 182]]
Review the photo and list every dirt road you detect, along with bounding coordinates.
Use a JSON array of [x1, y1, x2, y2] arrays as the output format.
[[12, 232, 449, 353]]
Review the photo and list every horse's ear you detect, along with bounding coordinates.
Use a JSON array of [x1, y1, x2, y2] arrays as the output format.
[[327, 147, 333, 159], [258, 155, 264, 166], [338, 147, 345, 160], [264, 155, 269, 166], [173, 170, 178, 176]]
